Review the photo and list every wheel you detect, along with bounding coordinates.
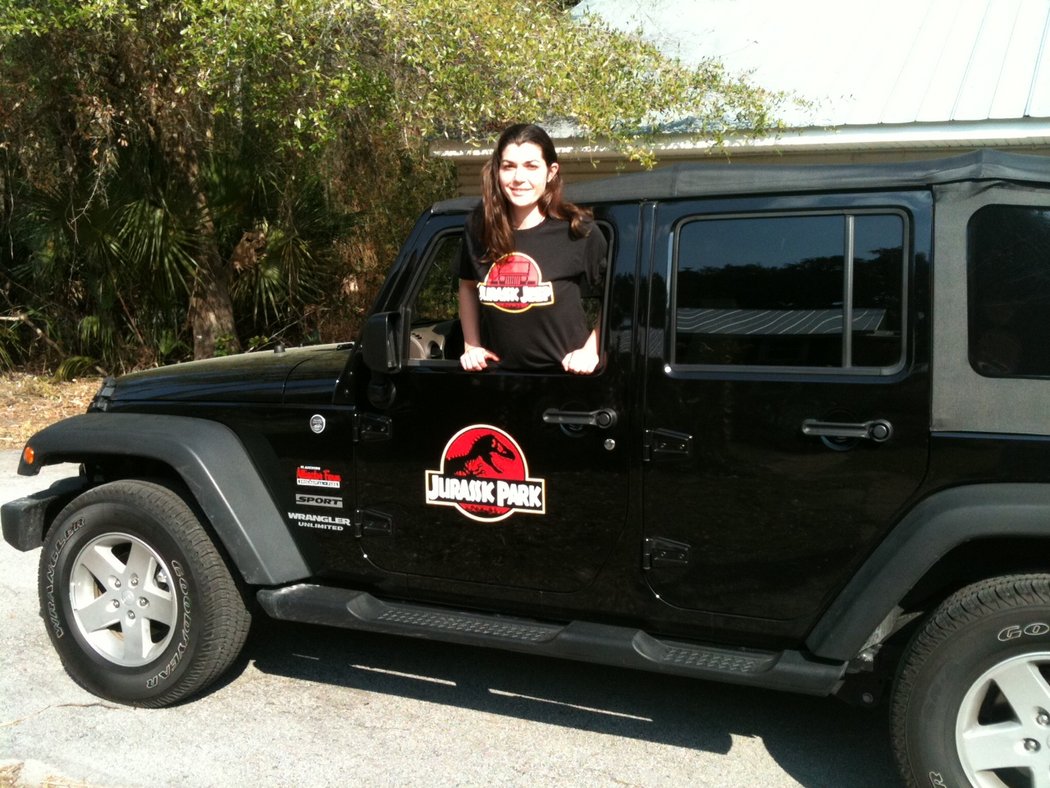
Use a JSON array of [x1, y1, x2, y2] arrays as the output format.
[[891, 574, 1050, 787], [38, 479, 251, 706]]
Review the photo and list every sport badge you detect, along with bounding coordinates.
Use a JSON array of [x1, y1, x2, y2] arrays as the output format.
[[425, 425, 546, 523], [477, 252, 554, 313]]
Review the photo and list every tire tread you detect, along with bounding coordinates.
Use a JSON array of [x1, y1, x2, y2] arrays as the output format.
[[891, 573, 1050, 786], [40, 479, 252, 707]]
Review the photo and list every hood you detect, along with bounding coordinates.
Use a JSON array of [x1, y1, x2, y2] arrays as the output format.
[[95, 343, 354, 407]]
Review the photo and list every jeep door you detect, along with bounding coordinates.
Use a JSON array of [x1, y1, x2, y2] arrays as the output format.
[[642, 193, 932, 633], [353, 208, 632, 593]]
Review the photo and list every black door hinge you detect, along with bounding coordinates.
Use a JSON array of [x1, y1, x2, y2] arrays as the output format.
[[642, 429, 693, 461], [642, 537, 691, 570], [353, 508, 392, 537], [353, 412, 393, 443]]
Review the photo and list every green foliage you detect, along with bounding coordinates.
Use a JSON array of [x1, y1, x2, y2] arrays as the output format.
[[0, 322, 17, 370], [54, 355, 99, 382], [212, 334, 238, 358], [4, 156, 199, 371], [0, 0, 780, 371], [372, 0, 782, 161]]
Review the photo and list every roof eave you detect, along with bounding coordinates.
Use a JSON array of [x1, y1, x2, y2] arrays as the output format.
[[430, 118, 1050, 163]]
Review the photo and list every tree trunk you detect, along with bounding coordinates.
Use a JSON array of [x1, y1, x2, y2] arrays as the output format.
[[187, 176, 240, 359], [188, 246, 240, 359]]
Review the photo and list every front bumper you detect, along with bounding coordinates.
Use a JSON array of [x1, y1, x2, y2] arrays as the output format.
[[1, 476, 90, 551]]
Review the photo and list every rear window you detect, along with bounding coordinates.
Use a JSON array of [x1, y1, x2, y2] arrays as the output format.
[[969, 205, 1050, 378]]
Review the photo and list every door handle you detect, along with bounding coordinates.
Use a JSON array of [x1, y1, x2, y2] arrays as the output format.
[[542, 408, 618, 429], [801, 418, 893, 443]]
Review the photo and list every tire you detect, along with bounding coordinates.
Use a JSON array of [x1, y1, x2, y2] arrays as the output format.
[[891, 574, 1050, 787], [38, 479, 251, 707]]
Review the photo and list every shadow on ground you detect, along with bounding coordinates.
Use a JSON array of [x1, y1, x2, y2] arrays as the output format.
[[246, 618, 900, 787]]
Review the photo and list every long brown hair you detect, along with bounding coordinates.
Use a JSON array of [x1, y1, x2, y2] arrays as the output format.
[[476, 124, 592, 261]]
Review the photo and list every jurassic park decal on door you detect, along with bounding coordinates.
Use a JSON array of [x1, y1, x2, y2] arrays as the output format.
[[425, 425, 546, 522]]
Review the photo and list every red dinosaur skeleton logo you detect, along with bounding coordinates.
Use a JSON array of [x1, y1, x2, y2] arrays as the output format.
[[425, 425, 546, 522], [477, 252, 554, 313]]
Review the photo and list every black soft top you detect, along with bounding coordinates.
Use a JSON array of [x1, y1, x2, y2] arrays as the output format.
[[433, 149, 1050, 213]]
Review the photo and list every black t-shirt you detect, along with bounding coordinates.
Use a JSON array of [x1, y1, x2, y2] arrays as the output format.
[[459, 216, 607, 370]]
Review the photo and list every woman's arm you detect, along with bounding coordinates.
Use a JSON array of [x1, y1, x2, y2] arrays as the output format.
[[458, 279, 500, 371]]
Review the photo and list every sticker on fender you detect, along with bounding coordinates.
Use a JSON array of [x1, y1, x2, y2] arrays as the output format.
[[425, 425, 546, 522]]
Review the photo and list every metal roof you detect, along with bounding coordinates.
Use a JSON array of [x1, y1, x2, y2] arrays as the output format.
[[576, 0, 1050, 128]]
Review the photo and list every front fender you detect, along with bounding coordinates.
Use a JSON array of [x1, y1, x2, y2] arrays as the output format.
[[18, 412, 310, 586], [806, 483, 1050, 661]]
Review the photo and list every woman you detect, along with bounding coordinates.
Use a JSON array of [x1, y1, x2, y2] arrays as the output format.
[[458, 124, 607, 374]]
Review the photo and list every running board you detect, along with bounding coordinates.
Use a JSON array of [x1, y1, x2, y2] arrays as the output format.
[[257, 584, 845, 696]]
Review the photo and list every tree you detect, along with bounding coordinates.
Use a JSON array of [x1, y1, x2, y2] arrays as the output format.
[[0, 0, 782, 370], [372, 0, 781, 158]]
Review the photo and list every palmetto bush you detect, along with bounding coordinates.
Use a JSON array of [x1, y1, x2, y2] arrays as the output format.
[[3, 146, 350, 372]]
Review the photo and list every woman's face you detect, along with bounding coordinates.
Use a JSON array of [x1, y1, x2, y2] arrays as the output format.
[[498, 141, 558, 217]]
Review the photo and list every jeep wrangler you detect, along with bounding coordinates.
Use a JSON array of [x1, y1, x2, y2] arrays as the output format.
[[6, 149, 1050, 787]]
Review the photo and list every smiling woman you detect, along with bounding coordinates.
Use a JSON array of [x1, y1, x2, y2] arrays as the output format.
[[457, 124, 607, 374]]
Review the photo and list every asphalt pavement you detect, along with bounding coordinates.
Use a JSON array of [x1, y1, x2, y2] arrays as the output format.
[[0, 449, 900, 787]]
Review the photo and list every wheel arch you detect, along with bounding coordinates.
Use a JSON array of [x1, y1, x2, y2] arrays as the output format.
[[20, 412, 310, 586], [807, 483, 1050, 662]]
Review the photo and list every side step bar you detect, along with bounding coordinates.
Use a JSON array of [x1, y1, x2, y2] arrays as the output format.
[[257, 584, 846, 696]]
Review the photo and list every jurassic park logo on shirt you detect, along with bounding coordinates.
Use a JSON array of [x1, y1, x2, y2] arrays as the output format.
[[477, 252, 554, 313], [425, 425, 546, 523]]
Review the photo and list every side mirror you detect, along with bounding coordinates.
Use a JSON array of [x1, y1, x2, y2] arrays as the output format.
[[362, 311, 403, 373]]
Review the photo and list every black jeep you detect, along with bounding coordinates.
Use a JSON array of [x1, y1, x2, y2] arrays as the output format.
[[6, 150, 1050, 787]]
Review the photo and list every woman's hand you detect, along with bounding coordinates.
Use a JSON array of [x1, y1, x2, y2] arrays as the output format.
[[458, 282, 497, 371], [460, 343, 500, 372], [562, 346, 599, 375], [562, 328, 600, 375]]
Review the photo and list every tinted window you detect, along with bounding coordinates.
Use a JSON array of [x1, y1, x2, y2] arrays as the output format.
[[853, 215, 905, 367], [405, 232, 464, 363], [673, 212, 904, 370], [412, 233, 462, 325], [969, 205, 1050, 378]]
